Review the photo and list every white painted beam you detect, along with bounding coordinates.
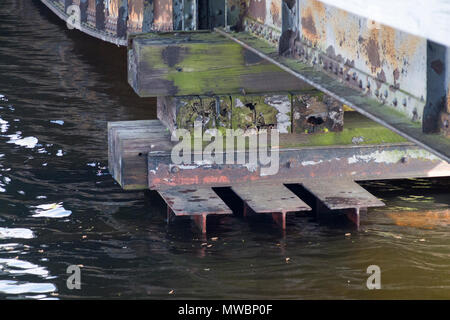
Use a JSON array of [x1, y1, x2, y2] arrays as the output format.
[[317, 0, 450, 47]]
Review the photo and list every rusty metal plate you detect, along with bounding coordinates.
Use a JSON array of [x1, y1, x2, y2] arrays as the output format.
[[301, 179, 385, 210], [231, 183, 311, 213], [216, 28, 450, 163], [157, 186, 233, 216]]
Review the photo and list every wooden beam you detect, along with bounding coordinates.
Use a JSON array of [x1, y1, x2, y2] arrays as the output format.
[[108, 120, 172, 190], [107, 118, 450, 191], [128, 31, 312, 97]]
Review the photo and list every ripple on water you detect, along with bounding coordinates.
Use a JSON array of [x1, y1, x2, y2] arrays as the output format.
[[0, 227, 34, 239], [0, 258, 49, 277], [6, 132, 38, 148], [0, 280, 56, 295], [32, 203, 72, 218], [0, 118, 9, 133]]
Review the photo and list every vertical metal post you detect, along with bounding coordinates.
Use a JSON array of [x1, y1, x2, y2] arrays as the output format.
[[95, 0, 105, 30], [224, 0, 228, 29], [142, 0, 154, 32], [117, 0, 128, 37], [345, 208, 361, 230], [272, 212, 287, 230], [193, 0, 198, 30], [181, 0, 185, 30], [279, 0, 299, 55], [424, 41, 450, 134], [80, 0, 88, 23]]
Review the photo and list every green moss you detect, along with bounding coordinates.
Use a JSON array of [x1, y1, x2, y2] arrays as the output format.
[[140, 39, 301, 96], [281, 112, 407, 147]]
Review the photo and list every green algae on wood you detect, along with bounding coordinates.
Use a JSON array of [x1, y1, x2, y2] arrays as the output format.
[[128, 31, 312, 96], [232, 94, 291, 133]]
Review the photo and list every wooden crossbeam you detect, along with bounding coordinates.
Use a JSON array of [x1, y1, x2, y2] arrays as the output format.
[[127, 31, 311, 97]]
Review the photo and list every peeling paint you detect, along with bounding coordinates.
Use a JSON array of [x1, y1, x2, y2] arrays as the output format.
[[347, 149, 441, 165]]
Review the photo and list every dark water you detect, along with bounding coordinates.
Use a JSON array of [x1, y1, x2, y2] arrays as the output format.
[[0, 0, 449, 300]]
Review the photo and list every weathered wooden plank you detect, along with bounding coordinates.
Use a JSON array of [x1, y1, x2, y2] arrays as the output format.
[[108, 120, 165, 176], [108, 120, 171, 190], [301, 179, 385, 210], [116, 129, 171, 189], [128, 31, 312, 96], [119, 135, 172, 190]]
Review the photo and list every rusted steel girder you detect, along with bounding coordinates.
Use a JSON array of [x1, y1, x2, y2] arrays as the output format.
[[159, 186, 233, 234], [148, 143, 450, 190], [216, 0, 450, 161], [41, 0, 199, 44]]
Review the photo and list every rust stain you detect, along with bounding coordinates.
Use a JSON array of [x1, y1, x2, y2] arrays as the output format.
[[154, 0, 173, 31], [301, 1, 325, 44], [387, 209, 450, 229], [128, 0, 144, 32], [365, 25, 422, 77], [203, 176, 230, 184], [108, 0, 119, 18], [393, 68, 400, 81], [248, 0, 266, 24], [270, 0, 281, 28], [447, 84, 450, 113], [365, 31, 381, 73], [301, 7, 318, 43]]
